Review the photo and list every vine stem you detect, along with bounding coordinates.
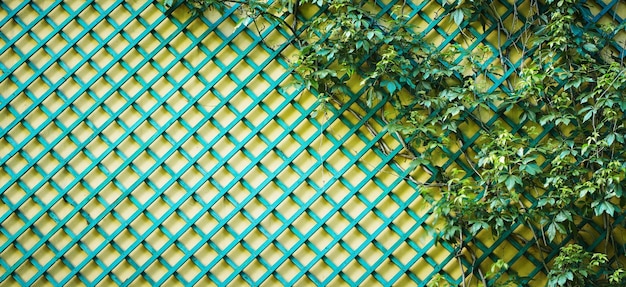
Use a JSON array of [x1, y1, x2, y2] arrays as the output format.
[[326, 95, 447, 187], [455, 138, 488, 196], [598, 69, 625, 99], [457, 232, 468, 287], [488, 2, 514, 92], [380, 111, 418, 160], [516, 218, 550, 271], [202, 0, 301, 37], [467, 242, 488, 287], [317, 110, 328, 187]]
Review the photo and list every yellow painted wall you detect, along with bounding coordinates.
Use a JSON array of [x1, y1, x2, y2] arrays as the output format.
[[0, 1, 453, 286]]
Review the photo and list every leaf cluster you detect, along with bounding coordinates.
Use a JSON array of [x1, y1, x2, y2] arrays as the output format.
[[547, 244, 608, 287], [163, 0, 626, 285]]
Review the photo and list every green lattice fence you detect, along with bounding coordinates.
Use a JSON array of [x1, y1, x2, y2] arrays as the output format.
[[0, 0, 624, 286]]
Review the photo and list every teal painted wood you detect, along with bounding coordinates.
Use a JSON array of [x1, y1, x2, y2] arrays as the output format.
[[1, 0, 624, 286], [0, 1, 427, 286]]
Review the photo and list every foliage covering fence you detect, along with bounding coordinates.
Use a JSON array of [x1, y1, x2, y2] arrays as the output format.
[[1, 0, 625, 286]]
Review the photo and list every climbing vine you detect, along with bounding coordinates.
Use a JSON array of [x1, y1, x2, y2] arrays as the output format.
[[163, 0, 626, 285]]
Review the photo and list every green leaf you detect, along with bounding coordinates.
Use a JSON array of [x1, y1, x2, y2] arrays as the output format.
[[446, 105, 465, 117], [582, 109, 594, 123], [538, 197, 552, 207], [583, 43, 598, 52], [366, 87, 374, 107], [451, 9, 464, 26], [594, 201, 617, 216], [383, 80, 398, 94], [408, 159, 421, 171], [234, 16, 253, 30], [469, 221, 485, 235], [555, 211, 571, 222], [547, 223, 557, 241], [555, 117, 570, 126], [524, 163, 542, 175], [539, 114, 556, 126], [607, 133, 616, 145], [579, 186, 595, 197], [505, 175, 521, 191]]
